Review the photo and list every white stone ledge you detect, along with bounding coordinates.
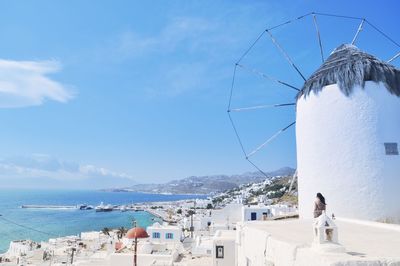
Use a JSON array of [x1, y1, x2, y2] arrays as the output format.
[[336, 217, 400, 232]]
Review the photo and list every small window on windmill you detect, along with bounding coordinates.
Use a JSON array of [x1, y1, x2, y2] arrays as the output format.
[[384, 143, 399, 155]]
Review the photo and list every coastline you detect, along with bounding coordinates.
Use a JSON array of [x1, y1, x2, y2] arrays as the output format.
[[100, 189, 211, 196], [0, 197, 187, 256], [0, 190, 206, 254]]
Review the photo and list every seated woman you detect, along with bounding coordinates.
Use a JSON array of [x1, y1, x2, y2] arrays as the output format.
[[314, 192, 326, 218]]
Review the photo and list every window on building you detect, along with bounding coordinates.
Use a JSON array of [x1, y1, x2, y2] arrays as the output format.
[[165, 233, 174, 239], [384, 143, 399, 155], [216, 245, 224, 259], [250, 212, 257, 221], [152, 232, 160, 239]]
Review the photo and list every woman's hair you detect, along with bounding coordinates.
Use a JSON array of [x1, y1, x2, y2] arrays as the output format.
[[316, 192, 326, 205]]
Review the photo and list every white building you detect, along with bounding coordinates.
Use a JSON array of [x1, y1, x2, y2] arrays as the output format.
[[212, 230, 237, 266], [192, 235, 213, 256], [109, 241, 180, 266], [257, 195, 273, 205], [270, 204, 297, 217], [182, 215, 209, 231], [242, 205, 271, 221], [146, 222, 183, 243], [80, 231, 101, 240], [112, 225, 184, 266], [211, 203, 242, 228], [6, 240, 38, 258], [242, 204, 298, 222], [183, 203, 243, 233], [194, 198, 213, 208], [296, 44, 400, 222]]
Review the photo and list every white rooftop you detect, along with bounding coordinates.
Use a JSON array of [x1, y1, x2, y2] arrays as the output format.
[[245, 218, 400, 260], [214, 230, 236, 239]]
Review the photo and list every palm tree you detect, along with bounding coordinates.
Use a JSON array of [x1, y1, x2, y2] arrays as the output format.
[[117, 226, 127, 240], [101, 227, 110, 237]]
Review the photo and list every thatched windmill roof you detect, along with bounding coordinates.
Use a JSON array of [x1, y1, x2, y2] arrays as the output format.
[[297, 44, 400, 100]]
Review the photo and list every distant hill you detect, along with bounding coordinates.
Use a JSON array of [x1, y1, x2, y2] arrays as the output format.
[[106, 167, 295, 195]]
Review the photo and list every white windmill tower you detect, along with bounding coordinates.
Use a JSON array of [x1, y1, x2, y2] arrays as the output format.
[[296, 44, 400, 221], [228, 12, 400, 222]]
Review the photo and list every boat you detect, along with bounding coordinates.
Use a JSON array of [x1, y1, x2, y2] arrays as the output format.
[[78, 204, 93, 210], [95, 202, 113, 212]]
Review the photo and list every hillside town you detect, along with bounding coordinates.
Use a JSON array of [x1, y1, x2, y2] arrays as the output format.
[[1, 169, 400, 265], [0, 174, 300, 265]]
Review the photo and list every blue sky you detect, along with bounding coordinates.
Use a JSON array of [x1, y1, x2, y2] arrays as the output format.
[[0, 0, 398, 188]]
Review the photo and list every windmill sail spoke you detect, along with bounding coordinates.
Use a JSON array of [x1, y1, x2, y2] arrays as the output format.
[[266, 12, 312, 31], [237, 64, 300, 92], [312, 14, 325, 63], [230, 103, 295, 112], [313, 12, 363, 20], [365, 20, 400, 49], [236, 31, 266, 64], [388, 51, 400, 63], [246, 158, 269, 178], [265, 30, 307, 82], [246, 121, 296, 158], [351, 19, 365, 45], [227, 112, 248, 158], [309, 14, 400, 49], [227, 64, 238, 110]]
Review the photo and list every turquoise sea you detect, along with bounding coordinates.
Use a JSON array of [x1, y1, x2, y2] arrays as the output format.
[[0, 189, 206, 253]]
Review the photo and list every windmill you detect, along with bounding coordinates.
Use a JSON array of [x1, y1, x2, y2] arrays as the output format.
[[228, 12, 400, 222]]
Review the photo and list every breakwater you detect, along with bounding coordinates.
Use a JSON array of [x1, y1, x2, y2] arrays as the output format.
[[21, 205, 77, 209]]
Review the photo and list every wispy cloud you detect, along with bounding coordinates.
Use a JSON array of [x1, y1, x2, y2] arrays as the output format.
[[143, 62, 214, 98], [0, 154, 135, 189], [0, 59, 73, 108], [79, 164, 133, 180], [115, 17, 218, 58], [107, 16, 244, 98]]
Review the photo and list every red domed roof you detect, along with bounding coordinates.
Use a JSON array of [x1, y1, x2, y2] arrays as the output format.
[[126, 227, 149, 239]]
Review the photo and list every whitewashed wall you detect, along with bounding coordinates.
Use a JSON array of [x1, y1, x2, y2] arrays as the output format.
[[236, 223, 270, 266], [212, 231, 237, 266], [147, 223, 182, 243], [109, 252, 177, 266], [296, 81, 400, 221], [241, 206, 270, 221], [7, 241, 34, 257], [212, 203, 243, 225]]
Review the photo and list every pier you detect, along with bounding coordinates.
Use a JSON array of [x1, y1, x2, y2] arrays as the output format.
[[145, 208, 177, 223], [21, 205, 77, 209]]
